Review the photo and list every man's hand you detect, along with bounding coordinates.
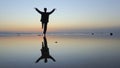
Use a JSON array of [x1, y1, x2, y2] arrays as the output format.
[[34, 7, 37, 10], [34, 7, 42, 14], [53, 8, 56, 10]]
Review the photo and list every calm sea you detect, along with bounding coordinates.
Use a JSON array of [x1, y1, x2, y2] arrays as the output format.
[[0, 34, 120, 68]]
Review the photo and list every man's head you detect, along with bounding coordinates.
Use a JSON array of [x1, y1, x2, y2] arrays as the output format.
[[44, 8, 47, 12]]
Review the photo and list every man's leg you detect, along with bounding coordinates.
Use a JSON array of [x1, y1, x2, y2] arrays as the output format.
[[42, 22, 44, 29], [43, 23, 48, 35]]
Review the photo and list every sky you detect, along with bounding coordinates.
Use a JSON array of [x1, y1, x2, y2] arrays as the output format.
[[0, 0, 120, 32]]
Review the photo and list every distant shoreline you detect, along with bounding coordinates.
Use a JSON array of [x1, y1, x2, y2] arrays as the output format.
[[0, 32, 120, 39]]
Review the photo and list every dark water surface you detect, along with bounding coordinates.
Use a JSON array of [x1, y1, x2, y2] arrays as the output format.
[[0, 35, 120, 68]]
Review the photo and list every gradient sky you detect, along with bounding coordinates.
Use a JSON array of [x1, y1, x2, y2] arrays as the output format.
[[0, 0, 120, 32]]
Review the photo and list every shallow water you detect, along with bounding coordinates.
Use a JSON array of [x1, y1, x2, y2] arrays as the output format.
[[0, 35, 120, 68]]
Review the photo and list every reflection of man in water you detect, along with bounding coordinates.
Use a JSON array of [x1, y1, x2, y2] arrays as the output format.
[[35, 8, 56, 35], [35, 36, 56, 63]]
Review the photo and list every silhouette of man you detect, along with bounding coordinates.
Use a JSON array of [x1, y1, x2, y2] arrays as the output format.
[[35, 36, 56, 63], [35, 8, 56, 35]]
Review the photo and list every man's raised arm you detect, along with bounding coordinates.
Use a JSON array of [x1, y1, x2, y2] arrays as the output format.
[[49, 8, 56, 14], [35, 8, 42, 14]]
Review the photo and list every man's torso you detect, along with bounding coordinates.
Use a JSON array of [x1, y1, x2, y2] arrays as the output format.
[[41, 13, 50, 23]]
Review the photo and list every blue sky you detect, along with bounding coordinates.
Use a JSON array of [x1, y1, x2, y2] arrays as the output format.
[[0, 0, 120, 32]]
